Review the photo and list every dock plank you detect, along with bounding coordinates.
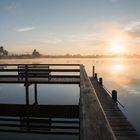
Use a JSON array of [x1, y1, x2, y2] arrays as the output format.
[[0, 77, 80, 84], [90, 77, 140, 140], [80, 65, 116, 140]]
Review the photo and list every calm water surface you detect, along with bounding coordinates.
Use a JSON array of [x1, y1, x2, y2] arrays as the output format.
[[0, 58, 140, 139]]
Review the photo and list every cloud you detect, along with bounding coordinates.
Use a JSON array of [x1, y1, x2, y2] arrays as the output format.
[[124, 21, 140, 31], [4, 3, 17, 11], [16, 27, 35, 32], [32, 37, 62, 45], [63, 34, 99, 42], [124, 21, 140, 38], [41, 38, 62, 44], [110, 0, 118, 2], [110, 0, 124, 3]]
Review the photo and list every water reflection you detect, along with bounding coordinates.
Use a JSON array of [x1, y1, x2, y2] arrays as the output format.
[[111, 64, 124, 73], [0, 58, 140, 134], [109, 64, 131, 85]]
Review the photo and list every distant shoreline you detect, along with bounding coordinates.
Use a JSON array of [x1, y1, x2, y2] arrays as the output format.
[[1, 55, 140, 59]]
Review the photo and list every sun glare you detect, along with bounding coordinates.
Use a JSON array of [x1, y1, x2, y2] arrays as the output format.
[[111, 40, 125, 54], [112, 64, 124, 73]]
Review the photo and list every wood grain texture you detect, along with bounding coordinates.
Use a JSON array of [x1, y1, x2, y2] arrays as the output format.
[[90, 77, 140, 140], [80, 65, 116, 140]]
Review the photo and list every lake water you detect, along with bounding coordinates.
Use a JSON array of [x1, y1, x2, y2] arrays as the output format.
[[0, 58, 140, 139]]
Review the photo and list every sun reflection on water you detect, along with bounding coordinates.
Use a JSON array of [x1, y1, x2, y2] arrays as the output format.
[[111, 64, 124, 73], [110, 63, 131, 85]]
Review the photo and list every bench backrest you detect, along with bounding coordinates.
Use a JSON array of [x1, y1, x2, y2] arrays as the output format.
[[18, 64, 50, 78]]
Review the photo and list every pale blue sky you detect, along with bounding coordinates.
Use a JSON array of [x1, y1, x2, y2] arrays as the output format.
[[0, 0, 140, 55]]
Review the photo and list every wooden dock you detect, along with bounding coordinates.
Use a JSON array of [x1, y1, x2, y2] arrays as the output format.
[[80, 65, 116, 140], [90, 77, 140, 140], [0, 64, 139, 139]]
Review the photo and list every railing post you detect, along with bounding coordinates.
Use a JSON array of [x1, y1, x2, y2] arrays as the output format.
[[99, 77, 103, 85], [80, 64, 84, 87], [25, 65, 29, 105], [18, 65, 20, 80], [34, 83, 38, 104], [94, 73, 98, 79], [93, 66, 95, 78], [48, 65, 51, 81], [112, 90, 117, 104]]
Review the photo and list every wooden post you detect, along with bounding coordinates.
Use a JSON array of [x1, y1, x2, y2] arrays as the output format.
[[94, 73, 98, 79], [25, 65, 29, 105], [34, 83, 38, 104], [18, 65, 20, 80], [49, 117, 52, 130], [99, 77, 103, 85], [25, 65, 30, 129], [112, 90, 117, 104], [93, 66, 95, 78], [48, 65, 51, 81]]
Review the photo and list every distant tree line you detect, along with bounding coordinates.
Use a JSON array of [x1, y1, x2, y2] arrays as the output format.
[[0, 46, 41, 59], [1, 46, 140, 59], [45, 53, 140, 59], [32, 49, 40, 57], [0, 46, 8, 57]]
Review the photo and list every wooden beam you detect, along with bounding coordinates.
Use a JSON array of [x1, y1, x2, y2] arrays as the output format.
[[0, 64, 80, 67], [0, 69, 80, 72], [0, 77, 80, 84], [80, 65, 116, 140], [0, 104, 79, 118], [0, 129, 79, 135], [34, 84, 38, 104]]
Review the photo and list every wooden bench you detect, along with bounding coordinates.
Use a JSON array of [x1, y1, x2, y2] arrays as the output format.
[[18, 64, 51, 80]]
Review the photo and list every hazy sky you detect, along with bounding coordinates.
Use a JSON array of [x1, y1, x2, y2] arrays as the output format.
[[0, 0, 140, 55]]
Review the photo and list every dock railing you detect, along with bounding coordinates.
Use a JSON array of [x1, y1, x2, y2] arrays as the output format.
[[93, 65, 124, 108], [0, 64, 80, 84]]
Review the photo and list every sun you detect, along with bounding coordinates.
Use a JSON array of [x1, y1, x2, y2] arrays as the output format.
[[111, 40, 125, 54]]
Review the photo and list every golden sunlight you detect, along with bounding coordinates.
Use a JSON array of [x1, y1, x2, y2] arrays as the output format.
[[107, 25, 131, 55], [111, 40, 125, 54], [110, 64, 131, 85], [111, 64, 124, 73]]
